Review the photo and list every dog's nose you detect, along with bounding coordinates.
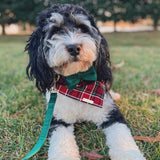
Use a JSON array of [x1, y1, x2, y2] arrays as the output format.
[[66, 44, 81, 56]]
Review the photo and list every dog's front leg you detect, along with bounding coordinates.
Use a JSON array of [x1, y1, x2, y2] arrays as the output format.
[[48, 122, 80, 160], [99, 107, 146, 160]]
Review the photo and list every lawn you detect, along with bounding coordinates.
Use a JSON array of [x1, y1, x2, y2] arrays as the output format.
[[0, 32, 159, 160]]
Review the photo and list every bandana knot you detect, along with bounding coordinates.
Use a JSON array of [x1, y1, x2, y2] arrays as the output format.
[[66, 66, 97, 91]]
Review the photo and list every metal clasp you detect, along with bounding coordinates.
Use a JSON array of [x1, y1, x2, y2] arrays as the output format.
[[50, 87, 57, 93]]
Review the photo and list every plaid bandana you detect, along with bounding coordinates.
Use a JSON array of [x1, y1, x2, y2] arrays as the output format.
[[56, 78, 105, 108]]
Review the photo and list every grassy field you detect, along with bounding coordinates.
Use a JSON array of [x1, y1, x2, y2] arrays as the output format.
[[0, 32, 160, 160]]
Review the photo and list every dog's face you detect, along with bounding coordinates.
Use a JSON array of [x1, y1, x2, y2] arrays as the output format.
[[26, 4, 112, 93], [44, 12, 100, 76]]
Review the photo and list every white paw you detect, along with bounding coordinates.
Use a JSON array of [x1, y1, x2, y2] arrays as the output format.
[[48, 155, 80, 160], [109, 149, 146, 160]]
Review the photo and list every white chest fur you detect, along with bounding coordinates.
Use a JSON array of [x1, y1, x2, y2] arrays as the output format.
[[46, 91, 114, 125]]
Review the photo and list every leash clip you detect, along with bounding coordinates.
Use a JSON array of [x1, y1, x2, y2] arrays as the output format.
[[50, 78, 59, 93], [50, 87, 57, 93]]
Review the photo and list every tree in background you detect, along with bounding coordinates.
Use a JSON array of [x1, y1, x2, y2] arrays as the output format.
[[120, 0, 148, 24], [0, 0, 160, 34], [0, 0, 44, 35], [95, 0, 126, 32], [13, 0, 44, 25], [124, 0, 160, 31], [0, 0, 17, 35], [145, 0, 160, 30]]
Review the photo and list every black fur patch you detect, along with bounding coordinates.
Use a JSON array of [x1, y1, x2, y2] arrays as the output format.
[[100, 108, 127, 129], [48, 117, 72, 138]]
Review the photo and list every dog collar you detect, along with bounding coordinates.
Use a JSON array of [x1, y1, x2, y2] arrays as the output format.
[[56, 79, 105, 108]]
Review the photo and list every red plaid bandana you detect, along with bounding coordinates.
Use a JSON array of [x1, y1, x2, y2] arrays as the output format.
[[56, 78, 105, 108]]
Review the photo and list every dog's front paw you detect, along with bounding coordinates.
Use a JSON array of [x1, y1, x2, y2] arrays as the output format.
[[48, 155, 80, 160], [109, 149, 146, 160]]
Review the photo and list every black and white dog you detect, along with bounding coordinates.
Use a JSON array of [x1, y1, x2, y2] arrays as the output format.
[[26, 4, 146, 160]]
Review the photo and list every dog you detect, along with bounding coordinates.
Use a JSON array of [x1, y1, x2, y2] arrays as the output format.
[[25, 4, 146, 160]]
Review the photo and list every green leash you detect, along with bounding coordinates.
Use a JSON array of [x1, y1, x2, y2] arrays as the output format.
[[23, 92, 57, 160]]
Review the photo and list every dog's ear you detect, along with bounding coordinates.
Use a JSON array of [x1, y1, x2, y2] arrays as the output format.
[[95, 35, 113, 90], [25, 27, 55, 93]]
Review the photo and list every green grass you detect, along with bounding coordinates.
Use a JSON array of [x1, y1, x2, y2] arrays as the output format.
[[0, 32, 159, 160]]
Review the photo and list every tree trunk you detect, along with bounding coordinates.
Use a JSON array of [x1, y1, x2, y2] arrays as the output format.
[[113, 20, 117, 32], [1, 23, 6, 35], [153, 19, 158, 31], [22, 22, 26, 31]]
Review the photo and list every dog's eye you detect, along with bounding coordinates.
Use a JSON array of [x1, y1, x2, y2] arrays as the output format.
[[77, 24, 90, 33]]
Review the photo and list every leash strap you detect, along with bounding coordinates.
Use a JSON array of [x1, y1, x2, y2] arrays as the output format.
[[23, 92, 57, 160]]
